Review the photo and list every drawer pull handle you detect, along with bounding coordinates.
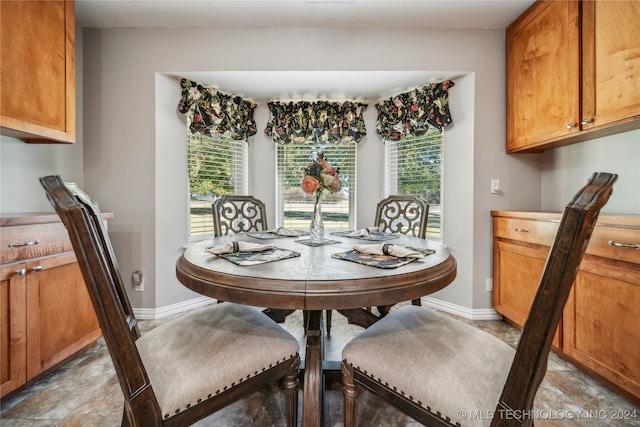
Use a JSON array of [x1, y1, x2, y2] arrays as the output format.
[[8, 240, 41, 248], [608, 240, 640, 250], [514, 228, 530, 233], [15, 268, 27, 276], [32, 266, 43, 272]]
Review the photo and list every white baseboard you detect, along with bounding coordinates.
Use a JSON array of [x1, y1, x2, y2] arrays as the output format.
[[419, 296, 503, 320], [133, 296, 217, 320], [133, 295, 502, 321]]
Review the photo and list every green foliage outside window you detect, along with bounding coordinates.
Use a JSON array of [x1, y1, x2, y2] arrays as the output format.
[[188, 133, 236, 198]]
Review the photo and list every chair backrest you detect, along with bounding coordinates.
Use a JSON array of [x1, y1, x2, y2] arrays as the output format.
[[374, 195, 429, 238], [493, 172, 617, 426], [39, 175, 162, 422], [212, 195, 268, 237]]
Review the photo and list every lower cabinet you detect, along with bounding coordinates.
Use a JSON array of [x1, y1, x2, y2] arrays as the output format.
[[491, 211, 640, 406], [1, 214, 107, 398]]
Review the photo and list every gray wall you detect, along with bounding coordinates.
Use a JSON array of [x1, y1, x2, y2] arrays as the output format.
[[2, 24, 637, 316], [541, 130, 640, 213]]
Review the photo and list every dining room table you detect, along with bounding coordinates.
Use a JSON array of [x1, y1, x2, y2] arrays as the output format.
[[175, 229, 457, 427]]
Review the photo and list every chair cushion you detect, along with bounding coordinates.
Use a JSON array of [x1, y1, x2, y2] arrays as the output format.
[[136, 303, 299, 419], [342, 305, 515, 427]]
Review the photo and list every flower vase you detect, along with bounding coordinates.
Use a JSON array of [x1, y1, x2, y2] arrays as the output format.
[[309, 192, 325, 242]]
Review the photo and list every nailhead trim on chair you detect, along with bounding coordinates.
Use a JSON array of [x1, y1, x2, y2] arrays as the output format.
[[344, 361, 462, 427], [162, 353, 299, 420]]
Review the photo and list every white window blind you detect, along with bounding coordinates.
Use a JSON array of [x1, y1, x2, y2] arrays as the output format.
[[276, 143, 356, 231], [187, 133, 248, 237], [384, 128, 443, 239]]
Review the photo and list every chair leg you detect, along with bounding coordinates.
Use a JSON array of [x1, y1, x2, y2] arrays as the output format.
[[303, 310, 308, 335], [377, 305, 391, 317], [284, 357, 300, 427], [325, 310, 332, 336], [342, 361, 357, 427], [411, 298, 421, 306]]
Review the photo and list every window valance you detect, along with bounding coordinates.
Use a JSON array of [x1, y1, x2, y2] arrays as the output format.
[[177, 78, 257, 141], [265, 100, 368, 145], [375, 80, 454, 141]]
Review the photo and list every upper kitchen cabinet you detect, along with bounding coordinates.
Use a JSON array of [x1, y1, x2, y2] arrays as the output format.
[[581, 1, 640, 133], [0, 0, 76, 144], [506, 0, 640, 153]]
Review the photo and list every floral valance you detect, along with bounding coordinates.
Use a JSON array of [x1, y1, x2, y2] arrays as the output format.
[[177, 78, 257, 141], [375, 80, 454, 141], [265, 100, 368, 145]]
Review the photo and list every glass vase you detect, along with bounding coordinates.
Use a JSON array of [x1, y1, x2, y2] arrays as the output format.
[[309, 191, 325, 242]]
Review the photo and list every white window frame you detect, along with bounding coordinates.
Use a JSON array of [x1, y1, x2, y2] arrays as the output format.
[[187, 133, 248, 238], [384, 129, 443, 240], [275, 143, 356, 231]]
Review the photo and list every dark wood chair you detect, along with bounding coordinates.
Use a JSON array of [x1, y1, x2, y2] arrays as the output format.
[[326, 195, 430, 333], [212, 195, 268, 236], [342, 172, 617, 427], [40, 175, 300, 427], [374, 194, 429, 239], [376, 194, 429, 309]]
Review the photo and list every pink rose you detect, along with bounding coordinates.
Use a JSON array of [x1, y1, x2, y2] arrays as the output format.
[[323, 174, 342, 193], [301, 176, 321, 194]]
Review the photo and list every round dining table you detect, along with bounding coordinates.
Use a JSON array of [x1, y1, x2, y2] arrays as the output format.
[[176, 231, 457, 427]]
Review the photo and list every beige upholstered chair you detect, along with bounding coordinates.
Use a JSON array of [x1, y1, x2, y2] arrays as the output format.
[[342, 172, 617, 427], [40, 176, 300, 427], [212, 195, 268, 236]]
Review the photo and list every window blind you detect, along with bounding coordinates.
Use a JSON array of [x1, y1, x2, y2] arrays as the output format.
[[384, 128, 443, 239], [188, 133, 248, 237], [276, 143, 356, 231]]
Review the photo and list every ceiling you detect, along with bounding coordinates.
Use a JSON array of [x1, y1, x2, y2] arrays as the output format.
[[76, 0, 535, 101], [75, 0, 535, 30]]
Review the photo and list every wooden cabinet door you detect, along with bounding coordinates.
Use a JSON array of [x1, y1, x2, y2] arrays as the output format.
[[25, 252, 101, 379], [581, 0, 640, 131], [506, 0, 580, 152], [0, 264, 27, 397], [0, 0, 75, 143], [563, 259, 640, 402], [493, 240, 561, 348]]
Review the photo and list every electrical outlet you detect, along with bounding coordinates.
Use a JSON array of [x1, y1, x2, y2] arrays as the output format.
[[132, 271, 144, 291], [485, 278, 493, 292]]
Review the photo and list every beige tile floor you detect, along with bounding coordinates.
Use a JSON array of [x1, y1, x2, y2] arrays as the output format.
[[1, 306, 639, 426]]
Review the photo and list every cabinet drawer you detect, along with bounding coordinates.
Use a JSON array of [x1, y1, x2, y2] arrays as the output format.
[[586, 224, 640, 266], [493, 217, 559, 247], [0, 223, 73, 264]]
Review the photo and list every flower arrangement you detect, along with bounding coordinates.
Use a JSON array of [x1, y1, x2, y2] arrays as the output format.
[[301, 152, 340, 242], [301, 152, 342, 196]]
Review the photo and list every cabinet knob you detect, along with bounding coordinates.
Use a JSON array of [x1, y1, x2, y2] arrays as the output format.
[[580, 119, 592, 126], [32, 266, 43, 272], [514, 228, 530, 233], [15, 268, 27, 276], [566, 123, 576, 129], [8, 240, 40, 248]]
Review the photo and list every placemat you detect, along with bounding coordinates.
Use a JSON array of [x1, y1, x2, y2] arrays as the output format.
[[295, 238, 341, 247], [220, 248, 301, 266], [331, 247, 435, 269], [330, 230, 399, 241], [248, 230, 309, 239]]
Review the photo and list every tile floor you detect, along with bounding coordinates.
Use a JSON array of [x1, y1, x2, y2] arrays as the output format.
[[1, 305, 639, 426]]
